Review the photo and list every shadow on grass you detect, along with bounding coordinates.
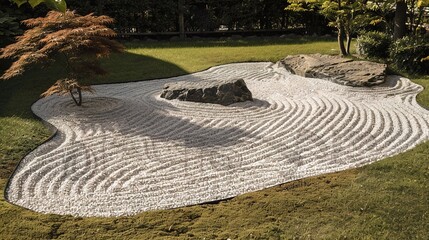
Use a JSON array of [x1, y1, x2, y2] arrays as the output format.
[[124, 36, 337, 49], [0, 52, 189, 119]]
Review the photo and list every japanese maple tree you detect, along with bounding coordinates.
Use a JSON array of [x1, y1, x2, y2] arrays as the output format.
[[0, 10, 124, 106]]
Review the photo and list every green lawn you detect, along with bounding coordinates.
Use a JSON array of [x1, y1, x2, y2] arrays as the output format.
[[0, 38, 428, 239]]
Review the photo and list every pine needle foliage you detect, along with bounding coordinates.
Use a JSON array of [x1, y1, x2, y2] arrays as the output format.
[[0, 10, 124, 106]]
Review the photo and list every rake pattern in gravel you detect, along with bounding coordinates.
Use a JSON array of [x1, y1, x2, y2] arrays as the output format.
[[6, 62, 429, 217]]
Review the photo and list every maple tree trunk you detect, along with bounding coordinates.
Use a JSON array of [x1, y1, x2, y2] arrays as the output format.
[[70, 88, 82, 106], [336, 0, 347, 56]]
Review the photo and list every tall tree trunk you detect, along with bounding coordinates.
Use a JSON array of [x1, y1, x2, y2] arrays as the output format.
[[394, 0, 407, 40], [178, 0, 185, 39], [336, 0, 347, 56], [338, 20, 348, 56], [70, 88, 82, 106]]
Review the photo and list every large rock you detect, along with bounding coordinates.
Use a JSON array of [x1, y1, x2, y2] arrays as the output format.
[[160, 78, 253, 106], [280, 54, 386, 87]]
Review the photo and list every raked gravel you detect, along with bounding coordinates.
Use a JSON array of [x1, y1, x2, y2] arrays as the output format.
[[6, 62, 429, 217]]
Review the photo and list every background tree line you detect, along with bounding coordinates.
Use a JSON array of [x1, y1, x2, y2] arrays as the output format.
[[2, 0, 334, 35], [66, 0, 311, 33], [2, 0, 429, 74], [4, 0, 427, 38]]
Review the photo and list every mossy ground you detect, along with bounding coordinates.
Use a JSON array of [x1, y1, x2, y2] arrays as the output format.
[[0, 38, 428, 239]]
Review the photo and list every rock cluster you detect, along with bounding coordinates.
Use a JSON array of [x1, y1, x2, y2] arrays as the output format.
[[161, 78, 253, 106], [281, 54, 386, 87]]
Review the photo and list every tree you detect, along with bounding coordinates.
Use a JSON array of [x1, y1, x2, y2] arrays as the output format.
[[10, 0, 67, 12], [285, 0, 327, 34], [393, 0, 407, 39], [360, 0, 395, 33], [369, 0, 429, 39], [409, 0, 429, 35], [0, 10, 124, 106], [320, 0, 349, 55], [287, 0, 365, 56], [321, 0, 368, 56]]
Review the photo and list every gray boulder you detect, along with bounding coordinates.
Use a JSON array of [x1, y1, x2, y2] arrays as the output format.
[[281, 54, 386, 87], [161, 79, 253, 106]]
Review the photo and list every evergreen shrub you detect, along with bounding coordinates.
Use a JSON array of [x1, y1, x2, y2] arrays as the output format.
[[356, 31, 391, 59]]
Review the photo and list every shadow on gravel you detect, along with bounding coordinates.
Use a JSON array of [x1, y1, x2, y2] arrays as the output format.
[[0, 52, 188, 119]]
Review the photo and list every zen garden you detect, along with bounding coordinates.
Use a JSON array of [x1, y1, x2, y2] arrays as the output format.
[[1, 0, 429, 239]]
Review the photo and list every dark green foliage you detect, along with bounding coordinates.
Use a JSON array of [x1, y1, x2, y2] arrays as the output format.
[[0, 11, 21, 37], [390, 37, 429, 74], [65, 0, 291, 33], [356, 31, 391, 59], [0, 10, 22, 47], [284, 2, 330, 35], [10, 0, 66, 12]]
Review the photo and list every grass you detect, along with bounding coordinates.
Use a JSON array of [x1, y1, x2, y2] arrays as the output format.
[[104, 38, 341, 83], [0, 38, 428, 239]]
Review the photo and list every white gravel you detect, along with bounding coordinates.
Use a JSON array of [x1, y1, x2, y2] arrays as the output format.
[[6, 62, 429, 217]]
